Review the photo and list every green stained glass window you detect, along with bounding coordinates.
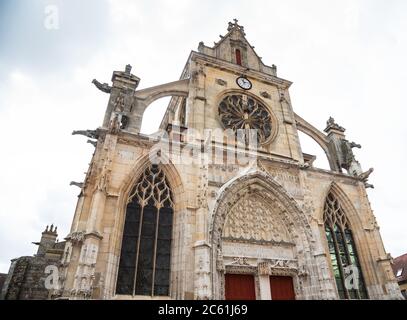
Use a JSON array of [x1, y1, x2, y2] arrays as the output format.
[[323, 193, 368, 299]]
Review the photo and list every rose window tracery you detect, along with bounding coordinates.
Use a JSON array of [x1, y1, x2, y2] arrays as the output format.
[[218, 94, 273, 144]]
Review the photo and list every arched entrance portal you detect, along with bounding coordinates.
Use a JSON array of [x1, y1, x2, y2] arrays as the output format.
[[210, 170, 320, 300]]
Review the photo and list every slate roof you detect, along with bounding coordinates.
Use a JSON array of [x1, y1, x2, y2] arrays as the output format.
[[392, 253, 407, 283]]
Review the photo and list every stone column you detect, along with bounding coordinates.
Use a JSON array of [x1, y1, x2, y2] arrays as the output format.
[[193, 154, 212, 299], [258, 275, 271, 300]]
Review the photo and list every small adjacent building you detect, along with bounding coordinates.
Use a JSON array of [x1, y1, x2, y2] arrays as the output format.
[[0, 226, 64, 300], [392, 253, 407, 299]]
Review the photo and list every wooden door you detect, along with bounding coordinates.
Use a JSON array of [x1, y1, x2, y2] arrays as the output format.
[[225, 274, 256, 300], [269, 276, 295, 300]]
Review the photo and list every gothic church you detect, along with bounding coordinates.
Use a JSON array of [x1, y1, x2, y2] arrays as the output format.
[[2, 21, 402, 300]]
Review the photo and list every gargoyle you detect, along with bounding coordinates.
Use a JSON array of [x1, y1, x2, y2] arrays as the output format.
[[87, 139, 97, 147], [341, 139, 361, 171], [350, 141, 361, 149], [70, 181, 84, 188], [72, 129, 99, 139], [358, 168, 374, 182], [365, 183, 374, 189], [92, 79, 112, 94]]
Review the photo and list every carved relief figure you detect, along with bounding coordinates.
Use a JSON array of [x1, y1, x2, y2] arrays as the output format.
[[222, 193, 290, 243]]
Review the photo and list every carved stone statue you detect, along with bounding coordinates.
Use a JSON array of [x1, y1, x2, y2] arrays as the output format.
[[109, 113, 121, 134], [92, 79, 112, 94], [125, 64, 132, 74], [325, 117, 345, 132], [340, 139, 361, 173]]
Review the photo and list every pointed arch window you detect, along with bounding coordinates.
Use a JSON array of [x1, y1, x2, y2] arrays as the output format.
[[324, 193, 368, 299], [235, 49, 242, 65], [116, 165, 173, 296]]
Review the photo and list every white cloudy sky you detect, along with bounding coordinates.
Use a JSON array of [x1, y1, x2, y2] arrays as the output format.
[[0, 0, 406, 273]]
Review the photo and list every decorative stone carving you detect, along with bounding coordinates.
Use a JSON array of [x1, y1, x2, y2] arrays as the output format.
[[227, 19, 245, 35], [70, 181, 83, 188], [69, 231, 85, 244], [216, 248, 225, 272], [96, 162, 111, 193], [92, 79, 112, 94], [279, 91, 287, 103], [258, 259, 298, 275], [260, 91, 271, 99], [197, 162, 209, 208], [230, 257, 250, 266], [341, 139, 361, 171], [218, 94, 273, 144], [114, 92, 125, 112], [66, 243, 99, 299], [215, 78, 227, 86], [325, 117, 345, 132], [72, 129, 99, 139], [222, 193, 290, 243], [87, 139, 97, 147], [358, 168, 374, 182]]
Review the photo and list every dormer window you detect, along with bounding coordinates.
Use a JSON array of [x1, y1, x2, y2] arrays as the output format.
[[396, 268, 403, 277], [235, 49, 242, 66]]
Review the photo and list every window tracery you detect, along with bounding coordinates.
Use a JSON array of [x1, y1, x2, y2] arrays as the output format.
[[218, 94, 273, 144], [324, 193, 368, 299], [116, 165, 173, 296]]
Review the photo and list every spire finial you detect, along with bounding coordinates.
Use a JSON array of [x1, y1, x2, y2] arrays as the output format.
[[125, 64, 132, 74], [227, 19, 245, 35]]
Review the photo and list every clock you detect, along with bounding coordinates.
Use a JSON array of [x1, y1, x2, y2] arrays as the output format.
[[236, 76, 252, 90]]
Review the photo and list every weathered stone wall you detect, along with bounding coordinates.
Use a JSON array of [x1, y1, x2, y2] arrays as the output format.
[[55, 21, 401, 300], [1, 256, 57, 300]]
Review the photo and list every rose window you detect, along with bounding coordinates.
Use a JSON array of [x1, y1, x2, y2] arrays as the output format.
[[218, 94, 273, 144]]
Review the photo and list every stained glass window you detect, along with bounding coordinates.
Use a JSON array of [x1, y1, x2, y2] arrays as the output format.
[[116, 165, 173, 296], [324, 193, 368, 299]]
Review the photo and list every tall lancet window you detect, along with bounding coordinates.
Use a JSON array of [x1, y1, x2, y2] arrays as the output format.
[[324, 193, 368, 299], [116, 165, 173, 296], [235, 49, 242, 65]]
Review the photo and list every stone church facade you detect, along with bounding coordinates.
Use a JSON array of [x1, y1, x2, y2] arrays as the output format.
[[11, 21, 401, 300]]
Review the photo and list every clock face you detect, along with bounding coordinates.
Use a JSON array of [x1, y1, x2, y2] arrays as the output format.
[[236, 76, 252, 90]]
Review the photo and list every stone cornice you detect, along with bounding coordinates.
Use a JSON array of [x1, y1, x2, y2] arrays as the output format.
[[113, 129, 361, 185], [189, 51, 292, 89], [303, 166, 362, 184]]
